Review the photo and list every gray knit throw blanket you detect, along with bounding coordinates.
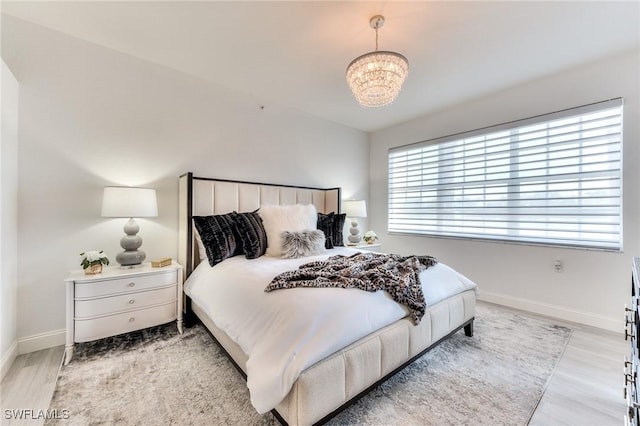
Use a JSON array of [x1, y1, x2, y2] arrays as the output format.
[[265, 252, 438, 324]]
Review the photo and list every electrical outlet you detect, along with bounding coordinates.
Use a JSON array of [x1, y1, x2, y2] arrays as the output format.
[[554, 259, 563, 272]]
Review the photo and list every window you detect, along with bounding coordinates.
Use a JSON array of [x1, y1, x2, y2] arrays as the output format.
[[388, 98, 623, 251]]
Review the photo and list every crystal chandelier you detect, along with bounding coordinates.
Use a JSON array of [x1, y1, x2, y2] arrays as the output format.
[[346, 15, 409, 108]]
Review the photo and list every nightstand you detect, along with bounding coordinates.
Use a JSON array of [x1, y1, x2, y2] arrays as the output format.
[[354, 242, 382, 252], [64, 262, 183, 364]]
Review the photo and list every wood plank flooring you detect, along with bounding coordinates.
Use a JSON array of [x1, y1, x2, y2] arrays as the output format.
[[528, 319, 626, 425], [0, 302, 626, 425], [1, 345, 64, 426]]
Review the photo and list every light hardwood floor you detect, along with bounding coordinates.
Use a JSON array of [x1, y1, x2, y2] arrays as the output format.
[[1, 345, 64, 426], [528, 313, 626, 425], [0, 302, 626, 425]]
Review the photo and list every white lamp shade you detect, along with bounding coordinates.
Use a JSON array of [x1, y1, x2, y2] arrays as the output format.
[[101, 187, 158, 218], [343, 200, 367, 218]]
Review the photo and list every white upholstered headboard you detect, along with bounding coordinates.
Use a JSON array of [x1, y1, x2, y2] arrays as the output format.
[[178, 173, 341, 276]]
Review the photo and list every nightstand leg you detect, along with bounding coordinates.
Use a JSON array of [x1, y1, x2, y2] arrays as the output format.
[[64, 344, 73, 365], [64, 280, 74, 365], [177, 266, 184, 334]]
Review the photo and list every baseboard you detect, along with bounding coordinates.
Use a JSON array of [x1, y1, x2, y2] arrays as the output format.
[[478, 291, 621, 333], [1, 340, 18, 380], [17, 329, 65, 355]]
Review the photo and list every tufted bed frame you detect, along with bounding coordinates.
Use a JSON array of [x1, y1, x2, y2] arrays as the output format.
[[178, 173, 476, 425]]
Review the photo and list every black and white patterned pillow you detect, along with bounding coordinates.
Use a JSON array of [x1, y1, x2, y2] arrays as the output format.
[[281, 230, 326, 258], [317, 212, 346, 248], [193, 214, 242, 267], [231, 211, 268, 259]]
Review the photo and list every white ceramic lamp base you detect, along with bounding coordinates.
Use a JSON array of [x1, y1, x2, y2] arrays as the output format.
[[347, 219, 361, 245]]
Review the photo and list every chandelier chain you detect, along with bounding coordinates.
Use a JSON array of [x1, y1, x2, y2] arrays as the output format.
[[375, 26, 379, 51]]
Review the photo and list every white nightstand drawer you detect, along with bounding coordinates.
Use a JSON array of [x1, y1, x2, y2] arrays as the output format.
[[75, 270, 177, 299], [64, 263, 183, 364], [74, 285, 177, 318], [74, 302, 177, 343]]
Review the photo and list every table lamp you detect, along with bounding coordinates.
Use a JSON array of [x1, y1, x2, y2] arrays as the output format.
[[343, 200, 367, 245], [101, 186, 158, 266]]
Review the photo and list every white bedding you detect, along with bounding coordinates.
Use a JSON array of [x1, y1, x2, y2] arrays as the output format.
[[184, 247, 477, 414]]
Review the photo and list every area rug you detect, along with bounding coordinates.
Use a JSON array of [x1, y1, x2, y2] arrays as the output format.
[[46, 303, 571, 425]]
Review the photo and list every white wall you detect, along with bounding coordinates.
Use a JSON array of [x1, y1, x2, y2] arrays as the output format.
[[1, 59, 19, 376], [1, 16, 369, 351], [370, 49, 640, 332]]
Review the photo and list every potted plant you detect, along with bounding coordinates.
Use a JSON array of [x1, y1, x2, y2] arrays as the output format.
[[80, 250, 110, 275], [363, 231, 378, 244]]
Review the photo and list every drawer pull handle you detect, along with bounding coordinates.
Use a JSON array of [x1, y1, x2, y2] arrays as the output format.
[[625, 372, 635, 386], [625, 305, 635, 325], [129, 299, 135, 304], [128, 282, 135, 287], [624, 374, 635, 404], [625, 384, 629, 401], [129, 317, 135, 322]]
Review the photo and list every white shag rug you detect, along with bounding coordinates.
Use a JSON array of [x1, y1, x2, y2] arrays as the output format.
[[46, 303, 571, 425]]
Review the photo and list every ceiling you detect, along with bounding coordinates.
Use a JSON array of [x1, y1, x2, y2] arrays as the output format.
[[3, 1, 639, 132]]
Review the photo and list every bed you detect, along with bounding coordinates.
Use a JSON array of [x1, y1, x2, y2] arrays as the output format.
[[178, 173, 477, 425]]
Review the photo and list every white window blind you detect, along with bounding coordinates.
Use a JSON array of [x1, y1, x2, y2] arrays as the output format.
[[388, 98, 623, 250]]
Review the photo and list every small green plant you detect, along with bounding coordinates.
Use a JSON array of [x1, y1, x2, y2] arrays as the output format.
[[363, 231, 378, 243], [80, 250, 110, 269]]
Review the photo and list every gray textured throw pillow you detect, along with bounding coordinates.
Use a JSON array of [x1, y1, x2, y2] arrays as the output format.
[[281, 230, 326, 259]]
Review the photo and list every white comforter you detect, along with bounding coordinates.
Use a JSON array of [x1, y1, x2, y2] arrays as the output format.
[[184, 247, 477, 413]]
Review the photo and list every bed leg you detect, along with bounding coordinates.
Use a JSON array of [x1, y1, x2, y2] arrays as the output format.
[[464, 320, 474, 337], [183, 296, 197, 328]]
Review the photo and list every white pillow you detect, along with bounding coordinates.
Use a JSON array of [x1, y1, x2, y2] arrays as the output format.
[[259, 204, 318, 257]]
